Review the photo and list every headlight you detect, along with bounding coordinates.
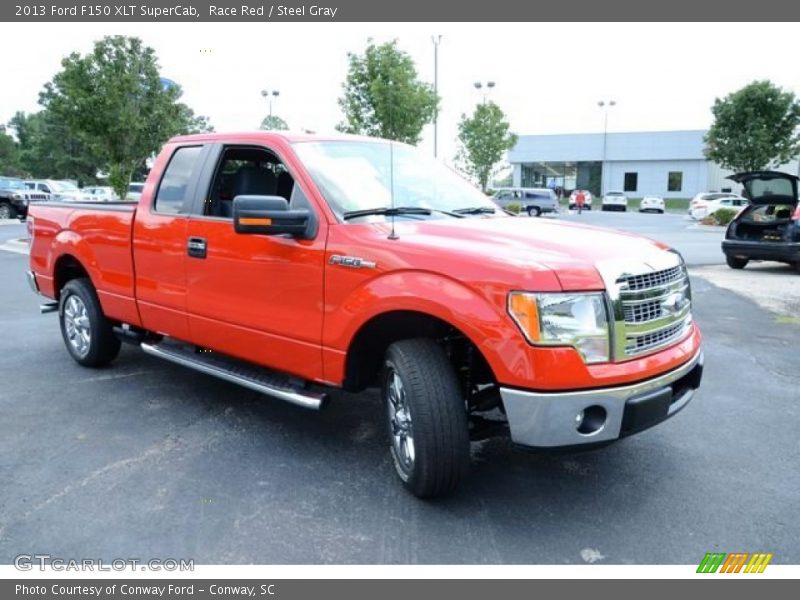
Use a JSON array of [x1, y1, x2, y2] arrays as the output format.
[[12, 192, 23, 199], [508, 291, 610, 363]]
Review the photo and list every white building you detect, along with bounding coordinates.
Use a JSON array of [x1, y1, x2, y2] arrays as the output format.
[[508, 130, 800, 198]]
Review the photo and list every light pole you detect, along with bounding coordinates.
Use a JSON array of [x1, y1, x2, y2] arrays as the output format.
[[261, 89, 280, 118], [597, 100, 616, 195], [474, 80, 496, 104], [431, 35, 442, 158]]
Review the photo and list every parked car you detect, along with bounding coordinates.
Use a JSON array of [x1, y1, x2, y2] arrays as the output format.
[[28, 132, 704, 498], [640, 196, 666, 214], [26, 179, 92, 202], [126, 182, 145, 202], [690, 194, 748, 220], [493, 187, 558, 217], [0, 176, 32, 219], [83, 186, 119, 202], [722, 171, 800, 271], [568, 189, 593, 210], [689, 192, 742, 216], [601, 191, 628, 212]]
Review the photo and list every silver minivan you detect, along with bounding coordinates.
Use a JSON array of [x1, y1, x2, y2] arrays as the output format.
[[493, 187, 559, 217]]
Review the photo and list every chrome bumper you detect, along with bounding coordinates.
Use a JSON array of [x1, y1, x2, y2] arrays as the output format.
[[500, 348, 704, 448]]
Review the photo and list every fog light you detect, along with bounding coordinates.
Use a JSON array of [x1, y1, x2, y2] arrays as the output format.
[[576, 405, 607, 435]]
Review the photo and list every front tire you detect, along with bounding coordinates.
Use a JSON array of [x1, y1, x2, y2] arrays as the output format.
[[0, 203, 15, 220], [726, 255, 749, 270], [382, 338, 470, 498], [59, 278, 121, 367]]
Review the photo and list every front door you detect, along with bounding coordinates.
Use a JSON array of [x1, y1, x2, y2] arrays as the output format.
[[184, 144, 328, 382]]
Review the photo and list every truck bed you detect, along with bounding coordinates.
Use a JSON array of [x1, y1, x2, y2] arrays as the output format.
[[29, 202, 140, 326]]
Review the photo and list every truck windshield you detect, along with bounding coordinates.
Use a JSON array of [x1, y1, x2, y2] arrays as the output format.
[[292, 140, 500, 220]]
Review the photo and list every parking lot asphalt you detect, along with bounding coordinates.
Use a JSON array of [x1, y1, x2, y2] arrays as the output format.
[[1, 218, 798, 565]]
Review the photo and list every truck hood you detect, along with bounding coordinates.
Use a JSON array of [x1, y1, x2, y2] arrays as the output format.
[[365, 216, 671, 291]]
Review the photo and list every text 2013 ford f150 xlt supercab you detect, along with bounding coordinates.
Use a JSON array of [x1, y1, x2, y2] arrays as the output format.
[[27, 132, 703, 498]]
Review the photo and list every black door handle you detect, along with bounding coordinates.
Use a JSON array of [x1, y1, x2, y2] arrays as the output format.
[[187, 237, 207, 259]]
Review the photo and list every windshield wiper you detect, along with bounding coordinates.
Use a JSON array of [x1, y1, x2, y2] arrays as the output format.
[[343, 206, 464, 220], [453, 206, 496, 215]]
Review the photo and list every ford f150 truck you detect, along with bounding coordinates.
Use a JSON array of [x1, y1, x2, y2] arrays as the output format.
[[27, 132, 704, 498]]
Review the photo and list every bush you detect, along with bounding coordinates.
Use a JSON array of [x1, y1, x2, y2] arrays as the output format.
[[711, 208, 738, 226], [505, 202, 521, 214]]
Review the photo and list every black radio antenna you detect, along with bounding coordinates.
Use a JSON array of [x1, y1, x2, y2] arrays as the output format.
[[387, 76, 399, 240]]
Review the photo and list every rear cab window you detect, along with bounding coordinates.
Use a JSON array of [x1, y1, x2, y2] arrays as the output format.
[[154, 145, 204, 214]]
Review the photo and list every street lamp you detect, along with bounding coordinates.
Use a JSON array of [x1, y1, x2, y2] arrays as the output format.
[[474, 80, 496, 104], [261, 89, 280, 118], [431, 35, 442, 158], [597, 100, 616, 195]]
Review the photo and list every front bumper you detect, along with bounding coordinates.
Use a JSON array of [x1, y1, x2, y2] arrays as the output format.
[[500, 348, 704, 448], [722, 240, 800, 262]]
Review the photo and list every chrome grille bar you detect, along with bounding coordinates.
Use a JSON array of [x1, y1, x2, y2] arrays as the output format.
[[597, 253, 693, 361]]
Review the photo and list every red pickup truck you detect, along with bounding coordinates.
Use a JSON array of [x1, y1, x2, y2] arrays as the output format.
[[27, 132, 703, 497]]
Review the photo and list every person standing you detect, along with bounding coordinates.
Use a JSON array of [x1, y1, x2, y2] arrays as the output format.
[[575, 189, 586, 214]]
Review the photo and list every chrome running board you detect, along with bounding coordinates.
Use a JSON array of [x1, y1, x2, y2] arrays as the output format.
[[141, 340, 328, 411]]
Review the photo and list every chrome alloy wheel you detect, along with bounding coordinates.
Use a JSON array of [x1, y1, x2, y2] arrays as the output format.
[[386, 368, 415, 471], [63, 294, 91, 357]]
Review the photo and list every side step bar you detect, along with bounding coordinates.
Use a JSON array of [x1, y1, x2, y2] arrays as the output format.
[[40, 301, 58, 314], [140, 341, 328, 411]]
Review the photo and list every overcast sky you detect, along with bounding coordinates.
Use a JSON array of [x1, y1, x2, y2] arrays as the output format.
[[2, 22, 800, 164]]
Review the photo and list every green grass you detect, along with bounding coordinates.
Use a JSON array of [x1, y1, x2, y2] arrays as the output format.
[[775, 315, 800, 326], [559, 197, 690, 214]]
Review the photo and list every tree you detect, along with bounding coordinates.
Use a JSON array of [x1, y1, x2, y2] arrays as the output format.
[[705, 80, 800, 173], [260, 115, 289, 131], [0, 126, 21, 176], [40, 35, 213, 199], [456, 102, 518, 191], [9, 111, 101, 183], [337, 40, 439, 144]]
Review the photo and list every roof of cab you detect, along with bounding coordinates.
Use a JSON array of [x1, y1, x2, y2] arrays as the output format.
[[167, 130, 386, 145]]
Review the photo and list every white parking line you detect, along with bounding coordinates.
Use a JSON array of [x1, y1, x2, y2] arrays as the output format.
[[0, 239, 29, 255]]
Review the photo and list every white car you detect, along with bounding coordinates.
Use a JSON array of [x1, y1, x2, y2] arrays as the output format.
[[690, 195, 748, 220], [639, 196, 665, 214], [601, 191, 628, 211], [568, 189, 593, 210], [688, 192, 741, 216], [83, 186, 119, 202], [125, 182, 145, 202]]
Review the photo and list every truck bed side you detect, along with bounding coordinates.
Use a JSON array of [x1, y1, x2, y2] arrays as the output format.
[[29, 202, 141, 327]]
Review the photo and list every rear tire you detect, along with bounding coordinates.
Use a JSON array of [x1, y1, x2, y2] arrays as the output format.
[[726, 255, 749, 270], [382, 338, 470, 498], [59, 278, 121, 367], [527, 206, 541, 217]]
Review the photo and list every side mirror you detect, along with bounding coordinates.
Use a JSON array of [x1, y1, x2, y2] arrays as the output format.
[[233, 195, 314, 238]]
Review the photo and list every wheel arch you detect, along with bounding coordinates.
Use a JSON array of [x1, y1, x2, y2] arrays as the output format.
[[53, 253, 92, 300], [342, 309, 498, 393]]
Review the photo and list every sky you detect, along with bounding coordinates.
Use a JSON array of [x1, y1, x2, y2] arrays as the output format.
[[2, 22, 800, 165]]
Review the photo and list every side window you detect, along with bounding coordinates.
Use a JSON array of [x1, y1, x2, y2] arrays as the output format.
[[154, 145, 203, 214], [204, 146, 296, 219]]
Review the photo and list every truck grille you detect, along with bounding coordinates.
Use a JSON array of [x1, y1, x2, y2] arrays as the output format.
[[614, 262, 692, 359], [619, 265, 683, 291]]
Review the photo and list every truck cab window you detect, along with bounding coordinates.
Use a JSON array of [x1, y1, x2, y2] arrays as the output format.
[[205, 147, 296, 218], [155, 145, 203, 214]]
